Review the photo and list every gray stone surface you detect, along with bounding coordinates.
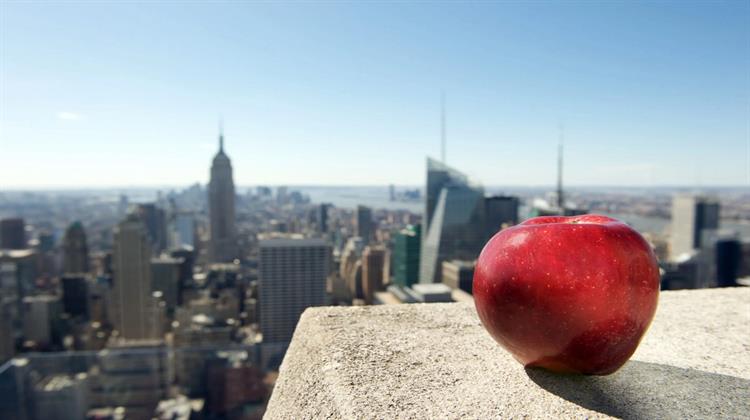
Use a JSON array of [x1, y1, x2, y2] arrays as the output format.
[[265, 288, 750, 419]]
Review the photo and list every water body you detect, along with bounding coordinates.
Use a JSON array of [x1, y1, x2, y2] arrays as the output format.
[[605, 213, 670, 235], [295, 186, 750, 239], [602, 213, 750, 239], [295, 186, 422, 213]]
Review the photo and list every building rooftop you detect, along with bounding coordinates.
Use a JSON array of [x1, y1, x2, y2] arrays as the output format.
[[450, 288, 474, 302], [266, 288, 749, 419], [22, 294, 59, 303], [258, 237, 328, 247], [374, 291, 402, 305], [411, 283, 452, 294], [152, 256, 183, 264], [37, 373, 87, 391], [0, 249, 35, 258], [443, 259, 476, 269]]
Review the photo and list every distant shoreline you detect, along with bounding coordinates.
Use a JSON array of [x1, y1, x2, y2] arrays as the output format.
[[1, 185, 748, 193]]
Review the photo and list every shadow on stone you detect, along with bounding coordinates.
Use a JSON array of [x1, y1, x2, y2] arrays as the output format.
[[526, 360, 750, 419]]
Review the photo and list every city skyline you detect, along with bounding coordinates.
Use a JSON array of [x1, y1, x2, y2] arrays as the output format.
[[1, 2, 749, 188]]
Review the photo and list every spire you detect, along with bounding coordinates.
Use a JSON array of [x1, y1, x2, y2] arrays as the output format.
[[440, 91, 446, 163], [557, 124, 564, 209], [219, 118, 224, 153]]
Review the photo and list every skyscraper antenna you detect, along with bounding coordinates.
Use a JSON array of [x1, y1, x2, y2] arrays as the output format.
[[441, 91, 446, 163], [557, 123, 564, 209], [219, 117, 224, 152]]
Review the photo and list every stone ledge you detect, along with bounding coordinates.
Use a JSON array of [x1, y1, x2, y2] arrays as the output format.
[[265, 289, 750, 419]]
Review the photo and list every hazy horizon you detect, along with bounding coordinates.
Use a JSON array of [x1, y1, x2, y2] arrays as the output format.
[[1, 183, 747, 192]]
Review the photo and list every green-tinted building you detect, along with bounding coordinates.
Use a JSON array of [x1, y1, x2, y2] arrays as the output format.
[[392, 224, 421, 288]]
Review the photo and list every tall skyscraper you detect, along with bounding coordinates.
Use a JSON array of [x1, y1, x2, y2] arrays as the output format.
[[112, 215, 161, 340], [0, 249, 38, 315], [0, 302, 14, 363], [208, 127, 237, 263], [529, 136, 588, 217], [170, 248, 194, 304], [62, 222, 89, 274], [169, 212, 196, 249], [362, 246, 386, 304], [339, 236, 365, 300], [484, 195, 519, 240], [557, 128, 564, 209], [22, 295, 62, 348], [151, 256, 181, 314], [420, 158, 485, 283], [347, 260, 364, 301], [118, 194, 129, 216], [316, 203, 330, 234], [716, 238, 741, 287], [259, 238, 329, 366], [137, 203, 167, 254], [36, 232, 55, 253], [61, 275, 90, 318], [670, 194, 720, 259], [392, 224, 420, 288], [0, 218, 25, 250], [356, 205, 373, 243]]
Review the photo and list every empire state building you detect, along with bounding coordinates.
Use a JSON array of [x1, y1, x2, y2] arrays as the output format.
[[208, 127, 237, 262]]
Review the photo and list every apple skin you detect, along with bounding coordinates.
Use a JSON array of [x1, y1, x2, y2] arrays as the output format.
[[473, 214, 659, 375]]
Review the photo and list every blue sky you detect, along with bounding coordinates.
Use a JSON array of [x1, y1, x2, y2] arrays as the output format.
[[1, 1, 748, 188]]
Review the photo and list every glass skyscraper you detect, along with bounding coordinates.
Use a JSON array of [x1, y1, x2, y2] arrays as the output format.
[[419, 158, 485, 284], [392, 224, 421, 288]]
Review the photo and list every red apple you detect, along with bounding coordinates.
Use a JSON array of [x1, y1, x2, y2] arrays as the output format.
[[473, 214, 659, 375]]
